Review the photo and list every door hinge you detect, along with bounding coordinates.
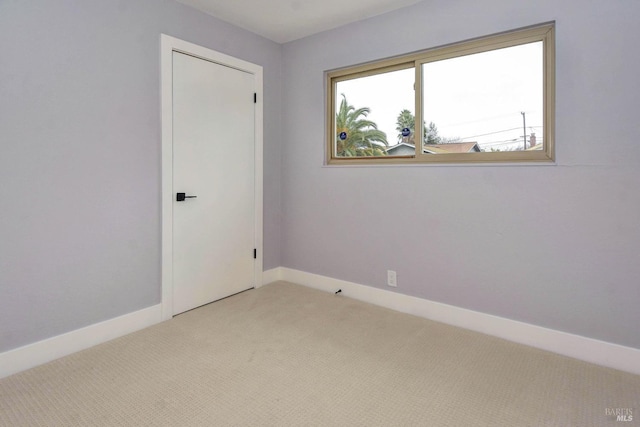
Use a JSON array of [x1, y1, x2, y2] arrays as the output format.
[[253, 248, 257, 259], [254, 93, 257, 103]]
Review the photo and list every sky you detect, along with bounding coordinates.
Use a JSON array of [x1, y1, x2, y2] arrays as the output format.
[[336, 41, 543, 152]]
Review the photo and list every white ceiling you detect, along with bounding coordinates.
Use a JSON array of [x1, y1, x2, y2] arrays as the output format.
[[176, 0, 424, 43]]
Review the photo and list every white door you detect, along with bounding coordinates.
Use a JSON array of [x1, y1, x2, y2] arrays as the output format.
[[171, 51, 255, 315]]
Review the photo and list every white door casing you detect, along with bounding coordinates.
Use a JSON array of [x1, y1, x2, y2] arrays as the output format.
[[161, 35, 263, 320]]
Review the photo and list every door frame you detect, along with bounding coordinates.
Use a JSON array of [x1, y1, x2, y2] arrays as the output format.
[[160, 34, 263, 321]]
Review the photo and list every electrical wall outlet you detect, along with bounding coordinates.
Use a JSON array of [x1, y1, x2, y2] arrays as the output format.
[[387, 270, 397, 287]]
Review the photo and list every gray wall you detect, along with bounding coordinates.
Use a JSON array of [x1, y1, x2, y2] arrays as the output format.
[[281, 0, 640, 349], [0, 0, 282, 352]]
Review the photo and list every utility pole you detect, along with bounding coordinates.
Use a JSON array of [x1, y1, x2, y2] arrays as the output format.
[[521, 112, 527, 150]]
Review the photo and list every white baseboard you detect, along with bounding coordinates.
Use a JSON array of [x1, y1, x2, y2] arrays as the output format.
[[0, 267, 287, 379], [4, 268, 638, 378], [0, 304, 163, 379], [277, 267, 640, 376], [262, 267, 283, 285]]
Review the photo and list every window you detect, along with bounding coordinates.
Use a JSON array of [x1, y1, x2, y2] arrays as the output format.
[[326, 23, 555, 164]]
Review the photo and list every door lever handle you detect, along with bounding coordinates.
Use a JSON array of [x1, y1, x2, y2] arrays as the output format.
[[176, 192, 197, 202]]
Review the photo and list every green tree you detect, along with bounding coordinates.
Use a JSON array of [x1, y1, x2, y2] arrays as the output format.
[[424, 121, 441, 145], [335, 94, 387, 156], [395, 109, 415, 143], [395, 110, 436, 145], [395, 110, 462, 147], [422, 121, 462, 144]]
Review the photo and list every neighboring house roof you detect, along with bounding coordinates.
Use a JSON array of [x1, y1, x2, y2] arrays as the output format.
[[423, 142, 481, 154], [385, 142, 416, 156], [386, 141, 481, 155]]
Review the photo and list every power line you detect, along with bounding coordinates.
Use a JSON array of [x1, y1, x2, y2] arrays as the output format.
[[483, 136, 545, 144], [458, 125, 542, 140], [436, 112, 540, 128], [459, 127, 521, 140]]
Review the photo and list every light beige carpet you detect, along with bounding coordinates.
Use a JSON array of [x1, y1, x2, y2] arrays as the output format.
[[0, 281, 638, 426]]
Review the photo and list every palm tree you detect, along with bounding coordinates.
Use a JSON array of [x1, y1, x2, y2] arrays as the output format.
[[335, 94, 387, 156], [395, 109, 415, 143]]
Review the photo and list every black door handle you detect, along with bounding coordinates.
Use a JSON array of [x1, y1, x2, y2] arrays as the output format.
[[176, 192, 197, 202]]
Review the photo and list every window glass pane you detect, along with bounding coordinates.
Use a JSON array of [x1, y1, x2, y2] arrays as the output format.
[[421, 41, 543, 154], [335, 67, 414, 157]]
